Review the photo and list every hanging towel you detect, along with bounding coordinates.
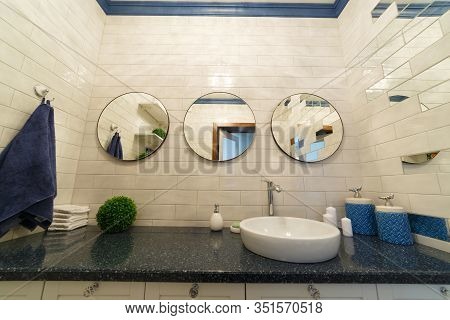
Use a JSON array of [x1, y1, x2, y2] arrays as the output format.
[[107, 132, 123, 160], [0, 99, 56, 237]]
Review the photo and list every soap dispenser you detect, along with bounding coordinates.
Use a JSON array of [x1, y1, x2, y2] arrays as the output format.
[[375, 194, 413, 246], [210, 204, 224, 232], [345, 186, 377, 236]]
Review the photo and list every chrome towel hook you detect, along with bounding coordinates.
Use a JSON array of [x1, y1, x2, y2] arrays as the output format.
[[34, 85, 55, 102]]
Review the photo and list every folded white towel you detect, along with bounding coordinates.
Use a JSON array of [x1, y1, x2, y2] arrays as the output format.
[[48, 219, 88, 231], [53, 215, 88, 224], [53, 213, 89, 220], [54, 205, 90, 214]]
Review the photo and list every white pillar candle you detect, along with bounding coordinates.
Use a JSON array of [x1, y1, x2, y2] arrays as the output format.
[[325, 207, 337, 226], [341, 217, 353, 237]]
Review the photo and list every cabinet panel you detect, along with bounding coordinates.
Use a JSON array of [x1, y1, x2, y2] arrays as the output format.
[[246, 283, 377, 300], [0, 281, 44, 300], [42, 281, 145, 300], [377, 284, 449, 300], [145, 282, 245, 300]]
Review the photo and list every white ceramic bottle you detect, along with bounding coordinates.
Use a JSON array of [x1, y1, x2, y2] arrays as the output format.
[[210, 204, 224, 231]]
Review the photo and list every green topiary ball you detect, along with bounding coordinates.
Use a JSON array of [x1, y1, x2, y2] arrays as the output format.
[[96, 196, 137, 233]]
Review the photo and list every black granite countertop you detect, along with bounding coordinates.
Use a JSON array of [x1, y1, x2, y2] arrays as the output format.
[[0, 227, 449, 284]]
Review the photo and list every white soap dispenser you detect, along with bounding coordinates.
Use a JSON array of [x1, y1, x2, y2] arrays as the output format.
[[210, 204, 224, 231]]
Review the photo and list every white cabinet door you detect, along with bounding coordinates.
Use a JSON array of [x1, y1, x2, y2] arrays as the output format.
[[42, 281, 145, 300], [246, 284, 378, 300], [0, 281, 44, 300], [377, 284, 449, 300], [145, 282, 245, 300]]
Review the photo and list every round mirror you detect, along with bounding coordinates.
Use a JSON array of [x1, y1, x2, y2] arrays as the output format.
[[271, 93, 343, 163], [97, 92, 169, 161], [184, 93, 256, 161]]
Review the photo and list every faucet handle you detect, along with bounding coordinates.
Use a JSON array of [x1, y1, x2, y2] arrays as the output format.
[[349, 186, 362, 198], [379, 193, 395, 206], [264, 180, 282, 192]]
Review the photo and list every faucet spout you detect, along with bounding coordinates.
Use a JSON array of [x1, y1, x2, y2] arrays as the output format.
[[265, 180, 282, 216]]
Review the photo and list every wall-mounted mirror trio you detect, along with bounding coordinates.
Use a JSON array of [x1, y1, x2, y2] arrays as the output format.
[[97, 92, 345, 163], [97, 2, 449, 164]]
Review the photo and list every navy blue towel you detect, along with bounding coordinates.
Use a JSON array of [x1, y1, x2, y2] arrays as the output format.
[[107, 132, 123, 160], [0, 100, 56, 237]]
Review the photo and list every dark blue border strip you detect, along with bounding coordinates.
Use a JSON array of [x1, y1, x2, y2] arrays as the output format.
[[97, 0, 349, 18], [96, 0, 110, 13], [334, 0, 349, 16]]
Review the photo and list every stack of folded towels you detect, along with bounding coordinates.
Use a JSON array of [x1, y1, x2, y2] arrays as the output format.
[[48, 205, 90, 231]]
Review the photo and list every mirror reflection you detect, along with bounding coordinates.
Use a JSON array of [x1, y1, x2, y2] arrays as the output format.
[[402, 148, 450, 173], [371, 0, 395, 21], [97, 92, 169, 161], [401, 148, 450, 242], [401, 151, 440, 164], [271, 94, 344, 163], [184, 93, 256, 162], [351, 0, 440, 69], [409, 213, 450, 242], [388, 58, 450, 110], [364, 1, 449, 112]]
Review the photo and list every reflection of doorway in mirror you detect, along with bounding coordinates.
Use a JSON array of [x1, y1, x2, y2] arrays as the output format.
[[184, 93, 256, 162], [213, 123, 256, 161]]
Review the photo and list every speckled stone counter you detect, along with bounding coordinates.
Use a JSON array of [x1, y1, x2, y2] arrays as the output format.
[[0, 227, 449, 284]]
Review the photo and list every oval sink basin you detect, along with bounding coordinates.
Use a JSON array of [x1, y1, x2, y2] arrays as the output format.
[[240, 217, 341, 263]]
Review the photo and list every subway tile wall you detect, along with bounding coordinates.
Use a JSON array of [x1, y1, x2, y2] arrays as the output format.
[[1, 0, 446, 247], [0, 0, 105, 241], [339, 0, 450, 231], [75, 14, 360, 227]]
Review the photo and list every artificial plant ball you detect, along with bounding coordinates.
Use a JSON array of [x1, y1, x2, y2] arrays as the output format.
[[96, 196, 137, 233]]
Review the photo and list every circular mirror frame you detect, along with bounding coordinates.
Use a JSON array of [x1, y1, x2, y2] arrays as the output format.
[[270, 93, 344, 163], [183, 92, 257, 162], [97, 92, 170, 162]]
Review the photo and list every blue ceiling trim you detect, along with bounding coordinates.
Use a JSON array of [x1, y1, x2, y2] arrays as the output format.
[[334, 0, 349, 17], [97, 0, 349, 17], [97, 0, 110, 13]]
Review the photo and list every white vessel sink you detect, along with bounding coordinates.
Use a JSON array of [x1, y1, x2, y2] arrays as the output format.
[[240, 217, 341, 263]]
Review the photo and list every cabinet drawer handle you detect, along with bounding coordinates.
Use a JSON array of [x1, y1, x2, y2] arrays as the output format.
[[189, 283, 199, 299], [440, 287, 448, 296], [307, 283, 321, 300], [83, 282, 100, 297]]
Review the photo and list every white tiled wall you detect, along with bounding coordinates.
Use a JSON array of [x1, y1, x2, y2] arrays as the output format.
[[0, 0, 105, 241], [339, 1, 450, 227], [1, 0, 447, 244], [75, 15, 360, 227]]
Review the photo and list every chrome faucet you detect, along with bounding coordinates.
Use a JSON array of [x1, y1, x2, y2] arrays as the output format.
[[265, 180, 282, 216], [349, 186, 362, 198], [379, 193, 395, 206]]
